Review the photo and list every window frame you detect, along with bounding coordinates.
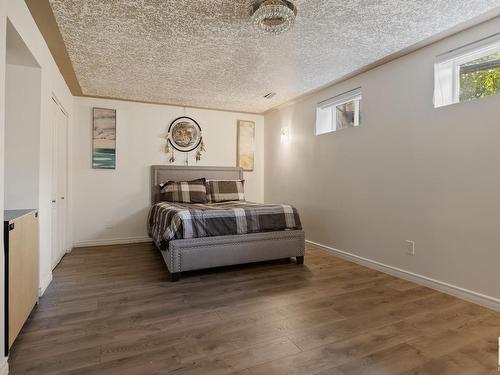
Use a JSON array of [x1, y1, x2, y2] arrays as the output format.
[[315, 87, 362, 135], [434, 33, 500, 107]]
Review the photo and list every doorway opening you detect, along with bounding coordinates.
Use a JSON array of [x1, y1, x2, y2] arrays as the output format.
[[4, 18, 42, 357]]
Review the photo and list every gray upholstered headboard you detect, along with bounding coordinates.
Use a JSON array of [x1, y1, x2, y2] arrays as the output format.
[[151, 165, 243, 205]]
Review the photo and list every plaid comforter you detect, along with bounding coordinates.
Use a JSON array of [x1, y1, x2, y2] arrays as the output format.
[[148, 201, 302, 249]]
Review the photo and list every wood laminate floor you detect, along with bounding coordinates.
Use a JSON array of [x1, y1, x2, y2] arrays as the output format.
[[8, 243, 500, 375]]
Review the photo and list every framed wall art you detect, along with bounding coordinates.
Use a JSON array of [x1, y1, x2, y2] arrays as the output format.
[[92, 107, 116, 169], [237, 120, 255, 171]]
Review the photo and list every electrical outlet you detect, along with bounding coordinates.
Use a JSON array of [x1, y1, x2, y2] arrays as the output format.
[[405, 240, 415, 256]]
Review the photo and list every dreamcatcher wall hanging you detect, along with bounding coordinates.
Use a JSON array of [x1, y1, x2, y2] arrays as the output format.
[[164, 116, 206, 165]]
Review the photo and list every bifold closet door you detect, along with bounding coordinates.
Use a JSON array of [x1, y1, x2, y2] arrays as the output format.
[[51, 98, 68, 269]]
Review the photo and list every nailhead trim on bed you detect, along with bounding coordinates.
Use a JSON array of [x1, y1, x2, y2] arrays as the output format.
[[163, 230, 305, 274]]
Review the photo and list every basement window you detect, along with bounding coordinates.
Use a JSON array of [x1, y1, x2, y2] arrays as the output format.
[[434, 33, 500, 107], [316, 88, 362, 135]]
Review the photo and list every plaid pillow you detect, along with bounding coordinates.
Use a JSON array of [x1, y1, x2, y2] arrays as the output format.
[[206, 180, 245, 202], [160, 178, 207, 203]]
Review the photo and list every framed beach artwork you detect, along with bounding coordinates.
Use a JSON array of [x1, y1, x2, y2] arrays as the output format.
[[92, 107, 116, 169], [237, 120, 255, 171]]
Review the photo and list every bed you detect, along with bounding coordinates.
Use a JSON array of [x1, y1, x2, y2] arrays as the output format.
[[148, 165, 305, 281]]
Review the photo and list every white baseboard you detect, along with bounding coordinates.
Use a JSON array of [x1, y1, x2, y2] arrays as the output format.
[[307, 240, 500, 312], [0, 357, 8, 375], [73, 236, 152, 248], [39, 271, 53, 297]]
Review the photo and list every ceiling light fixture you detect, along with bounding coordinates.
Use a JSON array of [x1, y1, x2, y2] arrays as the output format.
[[252, 0, 297, 35]]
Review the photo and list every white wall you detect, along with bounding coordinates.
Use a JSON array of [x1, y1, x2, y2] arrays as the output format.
[[0, 0, 73, 367], [264, 16, 500, 304], [72, 97, 264, 246], [0, 0, 7, 370], [5, 63, 41, 210]]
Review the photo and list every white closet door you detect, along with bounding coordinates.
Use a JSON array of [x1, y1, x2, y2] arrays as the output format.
[[51, 98, 68, 269]]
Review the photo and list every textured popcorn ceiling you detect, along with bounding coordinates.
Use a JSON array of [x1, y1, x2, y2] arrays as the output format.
[[49, 0, 500, 113]]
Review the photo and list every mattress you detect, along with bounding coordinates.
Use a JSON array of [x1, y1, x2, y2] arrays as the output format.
[[147, 201, 302, 249]]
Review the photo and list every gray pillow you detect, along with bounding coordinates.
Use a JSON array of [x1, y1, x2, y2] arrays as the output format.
[[206, 180, 245, 202], [160, 178, 207, 203]]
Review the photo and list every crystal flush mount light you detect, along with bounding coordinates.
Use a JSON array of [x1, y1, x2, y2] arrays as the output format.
[[252, 0, 297, 35]]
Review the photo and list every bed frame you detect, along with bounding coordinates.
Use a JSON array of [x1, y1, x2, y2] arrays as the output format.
[[151, 165, 305, 281]]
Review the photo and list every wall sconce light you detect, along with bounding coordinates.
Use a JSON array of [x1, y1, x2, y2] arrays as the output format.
[[281, 127, 290, 144]]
